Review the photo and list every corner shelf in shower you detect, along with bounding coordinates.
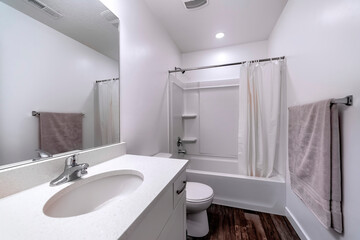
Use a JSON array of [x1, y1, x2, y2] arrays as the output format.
[[182, 114, 197, 119], [182, 137, 197, 143]]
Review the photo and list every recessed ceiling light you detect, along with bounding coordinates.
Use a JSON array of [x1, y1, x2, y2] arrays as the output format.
[[215, 32, 225, 39]]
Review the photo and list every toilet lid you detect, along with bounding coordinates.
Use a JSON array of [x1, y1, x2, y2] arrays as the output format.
[[186, 182, 214, 203]]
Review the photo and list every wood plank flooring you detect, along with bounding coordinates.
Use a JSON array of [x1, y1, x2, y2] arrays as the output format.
[[187, 204, 300, 240]]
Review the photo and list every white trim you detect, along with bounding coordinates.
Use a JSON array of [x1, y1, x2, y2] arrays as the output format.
[[285, 207, 310, 240], [184, 84, 239, 90], [187, 168, 285, 183]]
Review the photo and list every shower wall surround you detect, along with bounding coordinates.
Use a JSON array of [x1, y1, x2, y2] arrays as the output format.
[[169, 75, 185, 157], [181, 82, 239, 159]]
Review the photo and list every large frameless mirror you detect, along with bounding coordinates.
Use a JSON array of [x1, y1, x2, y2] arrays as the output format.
[[0, 0, 120, 169]]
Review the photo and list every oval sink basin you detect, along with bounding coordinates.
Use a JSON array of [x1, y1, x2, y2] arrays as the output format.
[[43, 170, 143, 218]]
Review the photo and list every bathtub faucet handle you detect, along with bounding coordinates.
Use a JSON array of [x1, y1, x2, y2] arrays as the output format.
[[177, 137, 183, 147]]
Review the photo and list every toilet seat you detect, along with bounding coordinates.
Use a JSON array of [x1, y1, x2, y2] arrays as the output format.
[[186, 182, 214, 203]]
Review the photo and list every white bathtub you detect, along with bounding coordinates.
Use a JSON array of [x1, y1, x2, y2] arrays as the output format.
[[186, 167, 286, 215]]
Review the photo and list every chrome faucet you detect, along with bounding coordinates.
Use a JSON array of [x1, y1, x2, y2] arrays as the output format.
[[36, 149, 53, 158], [50, 154, 89, 186], [177, 137, 187, 155], [33, 149, 53, 161]]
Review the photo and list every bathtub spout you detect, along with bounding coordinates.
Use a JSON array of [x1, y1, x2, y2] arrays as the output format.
[[178, 149, 187, 154]]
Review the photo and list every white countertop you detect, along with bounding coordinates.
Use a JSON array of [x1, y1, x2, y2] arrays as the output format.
[[0, 154, 188, 240]]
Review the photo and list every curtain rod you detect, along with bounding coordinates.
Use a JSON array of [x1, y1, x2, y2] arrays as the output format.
[[169, 56, 285, 74], [95, 77, 119, 83]]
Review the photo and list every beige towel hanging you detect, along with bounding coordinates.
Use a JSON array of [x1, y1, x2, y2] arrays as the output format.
[[39, 112, 83, 154], [288, 99, 342, 233]]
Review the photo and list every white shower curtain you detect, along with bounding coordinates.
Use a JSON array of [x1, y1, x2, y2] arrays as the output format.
[[238, 60, 284, 178], [95, 80, 120, 146]]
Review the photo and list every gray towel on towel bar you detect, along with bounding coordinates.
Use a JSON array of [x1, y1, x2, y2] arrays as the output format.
[[39, 112, 83, 155], [288, 99, 342, 233]]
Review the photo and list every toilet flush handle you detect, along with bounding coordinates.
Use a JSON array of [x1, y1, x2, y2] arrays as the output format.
[[176, 181, 187, 195]]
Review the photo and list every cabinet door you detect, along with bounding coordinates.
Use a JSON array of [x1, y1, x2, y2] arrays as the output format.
[[126, 187, 173, 240], [173, 170, 186, 208], [157, 193, 186, 240]]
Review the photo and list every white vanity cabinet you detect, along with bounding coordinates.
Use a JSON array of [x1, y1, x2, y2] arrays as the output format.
[[0, 152, 189, 239], [157, 194, 186, 240], [127, 170, 187, 240]]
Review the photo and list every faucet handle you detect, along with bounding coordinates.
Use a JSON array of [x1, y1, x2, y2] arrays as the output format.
[[177, 137, 183, 147], [65, 154, 79, 166], [77, 163, 89, 177], [77, 169, 87, 178]]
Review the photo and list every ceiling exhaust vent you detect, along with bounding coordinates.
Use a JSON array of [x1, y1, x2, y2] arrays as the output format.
[[25, 0, 63, 19], [182, 0, 208, 10]]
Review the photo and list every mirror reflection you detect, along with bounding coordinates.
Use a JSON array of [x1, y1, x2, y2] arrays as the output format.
[[0, 0, 120, 168]]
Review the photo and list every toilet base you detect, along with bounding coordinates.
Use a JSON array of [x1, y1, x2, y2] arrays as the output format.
[[186, 210, 209, 237]]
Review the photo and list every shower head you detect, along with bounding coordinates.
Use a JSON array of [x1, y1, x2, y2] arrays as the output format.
[[174, 67, 186, 74]]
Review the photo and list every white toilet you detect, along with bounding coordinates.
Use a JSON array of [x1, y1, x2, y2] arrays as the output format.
[[153, 153, 214, 238], [186, 182, 214, 237]]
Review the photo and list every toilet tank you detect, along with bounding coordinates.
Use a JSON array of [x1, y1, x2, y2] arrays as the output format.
[[153, 153, 172, 158]]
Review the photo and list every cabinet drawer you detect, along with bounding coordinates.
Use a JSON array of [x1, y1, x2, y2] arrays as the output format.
[[173, 170, 186, 208]]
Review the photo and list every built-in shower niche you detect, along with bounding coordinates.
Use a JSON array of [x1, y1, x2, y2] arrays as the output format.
[[181, 114, 197, 143]]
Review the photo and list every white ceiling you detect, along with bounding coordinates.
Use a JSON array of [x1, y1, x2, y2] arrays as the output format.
[[144, 0, 288, 53], [1, 0, 119, 60]]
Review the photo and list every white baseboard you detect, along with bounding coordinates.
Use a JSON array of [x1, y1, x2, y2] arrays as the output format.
[[285, 207, 310, 240]]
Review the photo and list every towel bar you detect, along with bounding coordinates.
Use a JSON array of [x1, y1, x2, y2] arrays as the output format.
[[32, 111, 85, 116], [331, 95, 353, 106]]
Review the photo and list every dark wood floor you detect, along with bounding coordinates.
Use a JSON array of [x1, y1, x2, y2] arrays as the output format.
[[187, 204, 300, 240]]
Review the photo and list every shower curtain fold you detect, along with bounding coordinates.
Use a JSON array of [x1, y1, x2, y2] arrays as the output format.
[[238, 61, 284, 178], [94, 80, 120, 146]]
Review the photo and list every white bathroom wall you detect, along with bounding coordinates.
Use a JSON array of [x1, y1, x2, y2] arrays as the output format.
[[99, 0, 181, 156], [181, 41, 268, 82], [268, 0, 360, 239], [0, 3, 118, 165]]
